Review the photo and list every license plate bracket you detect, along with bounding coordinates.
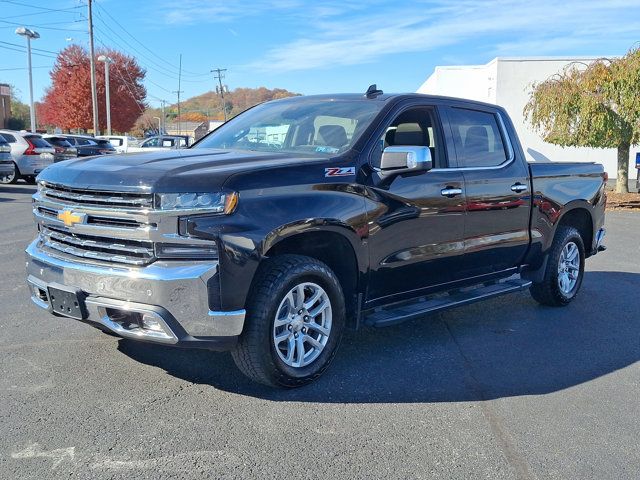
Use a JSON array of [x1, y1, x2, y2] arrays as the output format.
[[47, 284, 88, 320]]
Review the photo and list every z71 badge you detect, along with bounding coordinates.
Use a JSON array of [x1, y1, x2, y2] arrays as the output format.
[[325, 167, 356, 177]]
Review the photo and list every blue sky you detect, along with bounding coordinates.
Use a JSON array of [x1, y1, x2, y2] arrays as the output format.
[[1, 0, 640, 109]]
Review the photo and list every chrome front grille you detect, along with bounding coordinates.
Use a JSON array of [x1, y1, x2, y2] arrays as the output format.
[[33, 183, 216, 267], [40, 226, 154, 266], [41, 182, 153, 209]]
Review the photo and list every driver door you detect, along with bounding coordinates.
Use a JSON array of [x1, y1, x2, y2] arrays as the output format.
[[365, 105, 467, 304]]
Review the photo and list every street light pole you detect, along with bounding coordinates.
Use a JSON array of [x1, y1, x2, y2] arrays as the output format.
[[97, 55, 112, 135], [15, 27, 39, 132]]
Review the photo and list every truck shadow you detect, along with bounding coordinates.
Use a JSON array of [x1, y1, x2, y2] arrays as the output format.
[[118, 271, 640, 403]]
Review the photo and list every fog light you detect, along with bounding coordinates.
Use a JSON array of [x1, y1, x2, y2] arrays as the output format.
[[141, 313, 165, 332]]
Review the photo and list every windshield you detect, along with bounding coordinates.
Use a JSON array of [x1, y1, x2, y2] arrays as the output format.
[[194, 98, 385, 156]]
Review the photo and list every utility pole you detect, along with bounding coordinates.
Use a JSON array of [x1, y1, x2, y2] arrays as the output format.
[[174, 54, 183, 135], [211, 68, 228, 122], [87, 0, 99, 135], [160, 99, 166, 134]]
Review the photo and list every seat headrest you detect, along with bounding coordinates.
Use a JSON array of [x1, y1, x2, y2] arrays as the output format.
[[464, 126, 489, 153], [317, 125, 348, 149], [392, 123, 427, 146]]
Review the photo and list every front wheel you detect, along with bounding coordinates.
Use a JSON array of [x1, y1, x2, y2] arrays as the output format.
[[231, 255, 345, 387], [530, 226, 585, 306], [0, 163, 19, 184]]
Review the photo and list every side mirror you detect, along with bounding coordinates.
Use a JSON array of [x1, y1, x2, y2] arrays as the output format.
[[380, 146, 432, 174]]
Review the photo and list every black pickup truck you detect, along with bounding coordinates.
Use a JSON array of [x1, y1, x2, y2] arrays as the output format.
[[26, 90, 607, 387]]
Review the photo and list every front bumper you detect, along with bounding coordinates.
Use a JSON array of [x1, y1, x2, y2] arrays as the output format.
[[25, 240, 244, 350]]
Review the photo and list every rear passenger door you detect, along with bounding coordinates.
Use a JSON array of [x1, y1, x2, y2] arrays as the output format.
[[444, 106, 531, 276]]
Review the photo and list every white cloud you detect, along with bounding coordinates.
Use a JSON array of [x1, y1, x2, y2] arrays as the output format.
[[243, 0, 640, 73]]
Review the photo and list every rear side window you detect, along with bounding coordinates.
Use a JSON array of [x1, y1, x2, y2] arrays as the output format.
[[109, 137, 123, 147], [0, 135, 8, 145], [25, 135, 52, 148], [448, 108, 509, 168], [2, 133, 16, 143], [96, 140, 112, 147]]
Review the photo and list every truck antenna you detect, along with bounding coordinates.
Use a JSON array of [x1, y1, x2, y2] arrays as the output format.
[[365, 84, 383, 99]]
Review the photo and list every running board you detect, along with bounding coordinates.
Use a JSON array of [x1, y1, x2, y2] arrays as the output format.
[[364, 279, 532, 328]]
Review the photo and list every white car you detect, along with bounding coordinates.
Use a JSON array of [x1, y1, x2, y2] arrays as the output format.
[[126, 135, 190, 153], [0, 130, 55, 184], [96, 135, 140, 154]]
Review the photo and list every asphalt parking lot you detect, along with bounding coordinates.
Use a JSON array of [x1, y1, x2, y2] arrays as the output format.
[[0, 183, 638, 480]]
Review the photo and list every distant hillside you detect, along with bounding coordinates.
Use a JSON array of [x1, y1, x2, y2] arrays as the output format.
[[134, 86, 300, 135]]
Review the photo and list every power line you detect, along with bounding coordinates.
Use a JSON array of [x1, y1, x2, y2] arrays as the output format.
[[0, 43, 57, 59], [0, 1, 84, 13], [92, 0, 209, 77], [0, 40, 58, 55], [0, 65, 52, 71], [0, 19, 85, 32]]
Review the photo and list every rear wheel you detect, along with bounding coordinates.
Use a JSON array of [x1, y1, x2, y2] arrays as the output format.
[[23, 176, 36, 185], [231, 255, 345, 387], [530, 225, 585, 306], [0, 163, 19, 184]]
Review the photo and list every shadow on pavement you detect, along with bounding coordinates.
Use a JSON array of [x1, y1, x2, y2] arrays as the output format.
[[118, 271, 640, 403]]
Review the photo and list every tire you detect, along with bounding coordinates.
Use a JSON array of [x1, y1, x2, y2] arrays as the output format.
[[530, 225, 585, 306], [23, 176, 36, 185], [0, 163, 19, 184], [231, 254, 345, 387]]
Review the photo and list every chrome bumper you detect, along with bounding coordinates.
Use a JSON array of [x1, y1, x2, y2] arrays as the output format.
[[25, 240, 245, 345]]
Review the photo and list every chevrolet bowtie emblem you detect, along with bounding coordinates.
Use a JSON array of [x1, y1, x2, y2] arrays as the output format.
[[57, 210, 85, 227]]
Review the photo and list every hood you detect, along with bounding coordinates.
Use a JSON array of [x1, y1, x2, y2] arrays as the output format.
[[37, 148, 313, 192]]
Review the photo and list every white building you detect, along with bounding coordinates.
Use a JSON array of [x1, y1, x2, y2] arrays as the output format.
[[418, 57, 638, 180]]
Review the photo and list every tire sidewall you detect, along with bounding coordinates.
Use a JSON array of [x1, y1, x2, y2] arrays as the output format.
[[0, 163, 18, 184], [551, 229, 585, 304], [249, 261, 345, 385]]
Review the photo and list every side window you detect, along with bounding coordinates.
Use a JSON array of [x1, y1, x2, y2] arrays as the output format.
[[143, 138, 160, 147], [449, 108, 508, 168], [109, 138, 123, 147], [371, 107, 442, 168], [2, 133, 16, 143], [162, 139, 174, 147]]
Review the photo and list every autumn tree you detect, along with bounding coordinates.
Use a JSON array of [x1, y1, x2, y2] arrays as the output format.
[[39, 45, 146, 133], [525, 48, 640, 193]]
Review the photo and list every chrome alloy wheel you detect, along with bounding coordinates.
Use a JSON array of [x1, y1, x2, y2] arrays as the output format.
[[272, 282, 332, 368], [0, 166, 16, 184], [557, 241, 580, 294]]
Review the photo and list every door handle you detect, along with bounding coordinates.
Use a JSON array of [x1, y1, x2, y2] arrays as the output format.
[[511, 183, 528, 193], [441, 187, 463, 197]]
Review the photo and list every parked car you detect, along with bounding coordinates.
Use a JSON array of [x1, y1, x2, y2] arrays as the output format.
[[0, 130, 54, 184], [127, 135, 190, 152], [95, 135, 140, 153], [43, 135, 78, 162], [62, 135, 116, 157], [26, 91, 607, 387], [0, 134, 14, 181]]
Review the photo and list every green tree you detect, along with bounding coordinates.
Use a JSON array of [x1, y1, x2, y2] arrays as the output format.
[[525, 48, 640, 193], [7, 85, 30, 129]]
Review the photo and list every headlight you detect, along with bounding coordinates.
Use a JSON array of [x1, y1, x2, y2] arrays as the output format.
[[156, 191, 238, 213]]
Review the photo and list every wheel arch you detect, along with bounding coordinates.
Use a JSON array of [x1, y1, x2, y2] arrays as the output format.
[[262, 225, 364, 326]]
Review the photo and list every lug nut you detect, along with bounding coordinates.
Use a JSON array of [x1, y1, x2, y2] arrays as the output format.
[[288, 325, 292, 331], [294, 333, 299, 338], [304, 316, 309, 321], [302, 327, 307, 334]]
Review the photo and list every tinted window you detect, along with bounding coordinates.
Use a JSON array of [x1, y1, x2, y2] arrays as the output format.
[[0, 134, 8, 145], [25, 135, 52, 148], [448, 108, 508, 168], [65, 137, 77, 145], [96, 140, 112, 148], [2, 133, 16, 143], [143, 138, 160, 147]]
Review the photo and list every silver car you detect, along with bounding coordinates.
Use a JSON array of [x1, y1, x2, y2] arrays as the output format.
[[0, 130, 55, 184], [0, 134, 13, 180]]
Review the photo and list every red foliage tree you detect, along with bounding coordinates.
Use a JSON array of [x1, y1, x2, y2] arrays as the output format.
[[39, 45, 146, 133]]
